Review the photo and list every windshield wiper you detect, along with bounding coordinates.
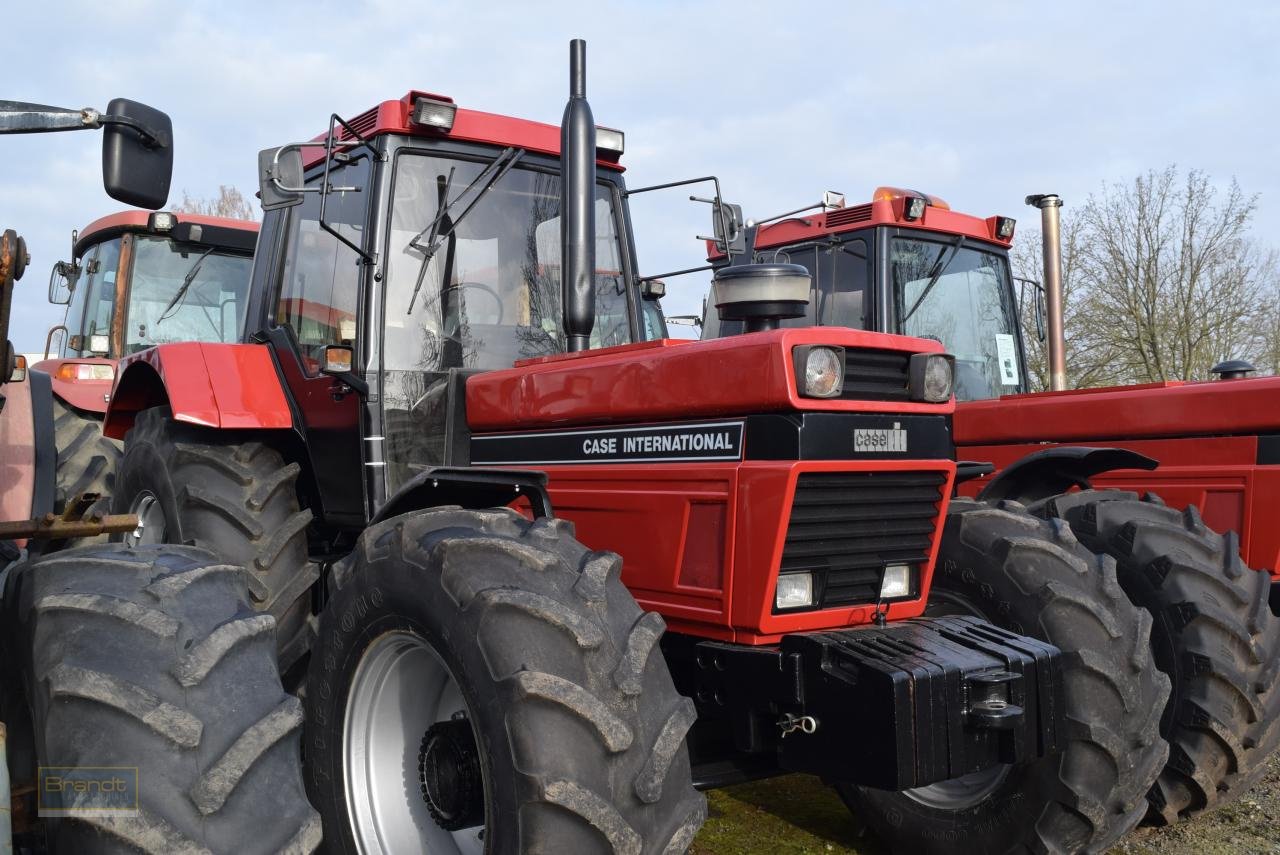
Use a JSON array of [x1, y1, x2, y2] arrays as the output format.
[[158, 246, 217, 322], [902, 235, 965, 323], [406, 146, 525, 314]]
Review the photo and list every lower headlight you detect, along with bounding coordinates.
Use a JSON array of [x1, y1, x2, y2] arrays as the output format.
[[797, 346, 845, 398], [909, 353, 955, 402], [880, 564, 913, 599], [776, 572, 814, 609]]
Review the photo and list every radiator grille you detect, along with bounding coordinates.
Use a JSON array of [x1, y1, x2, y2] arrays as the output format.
[[780, 471, 946, 608], [841, 348, 911, 401]]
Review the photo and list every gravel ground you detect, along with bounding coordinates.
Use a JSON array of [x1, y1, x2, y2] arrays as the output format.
[[691, 753, 1280, 855]]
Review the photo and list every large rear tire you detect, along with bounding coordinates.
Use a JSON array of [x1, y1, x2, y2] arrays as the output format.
[[111, 406, 317, 673], [6, 544, 320, 853], [304, 506, 706, 854], [840, 499, 1170, 854], [52, 398, 120, 547], [1032, 489, 1280, 825]]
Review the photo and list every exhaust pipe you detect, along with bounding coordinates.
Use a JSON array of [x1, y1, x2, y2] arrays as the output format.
[[561, 39, 596, 352], [1026, 194, 1066, 391]]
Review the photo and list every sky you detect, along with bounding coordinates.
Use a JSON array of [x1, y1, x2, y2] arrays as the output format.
[[4, 1, 1278, 353]]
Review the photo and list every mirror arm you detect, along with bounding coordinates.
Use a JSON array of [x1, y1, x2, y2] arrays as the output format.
[[0, 101, 94, 135], [95, 112, 171, 150], [638, 263, 716, 283], [328, 371, 368, 397]]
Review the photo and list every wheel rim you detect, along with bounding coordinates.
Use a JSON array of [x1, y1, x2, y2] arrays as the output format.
[[124, 491, 165, 547], [900, 589, 1011, 810], [343, 630, 485, 855]]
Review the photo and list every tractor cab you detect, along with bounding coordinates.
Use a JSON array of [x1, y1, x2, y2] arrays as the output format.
[[39, 210, 257, 414], [702, 187, 1030, 401], [229, 91, 687, 518]]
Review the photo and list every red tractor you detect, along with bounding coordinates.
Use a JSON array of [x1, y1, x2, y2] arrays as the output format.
[[0, 102, 317, 853], [702, 187, 1280, 827], [93, 42, 1177, 854], [34, 209, 257, 537]]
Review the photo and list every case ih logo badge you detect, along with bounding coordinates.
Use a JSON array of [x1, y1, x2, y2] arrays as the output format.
[[854, 423, 908, 453], [472, 421, 745, 465]]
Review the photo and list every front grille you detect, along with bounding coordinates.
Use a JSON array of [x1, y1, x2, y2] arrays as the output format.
[[780, 471, 946, 608], [841, 348, 911, 401]]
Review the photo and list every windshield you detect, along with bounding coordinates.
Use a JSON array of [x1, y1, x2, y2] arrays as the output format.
[[381, 152, 631, 490], [125, 237, 253, 353], [890, 236, 1022, 400]]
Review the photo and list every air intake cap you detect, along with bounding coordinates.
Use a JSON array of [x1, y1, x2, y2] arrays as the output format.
[[712, 263, 811, 333]]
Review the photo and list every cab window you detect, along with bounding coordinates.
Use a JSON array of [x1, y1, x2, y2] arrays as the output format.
[[276, 157, 370, 372]]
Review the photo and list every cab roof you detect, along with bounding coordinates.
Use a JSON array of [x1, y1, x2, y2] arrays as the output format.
[[303, 90, 625, 172], [76, 210, 258, 258]]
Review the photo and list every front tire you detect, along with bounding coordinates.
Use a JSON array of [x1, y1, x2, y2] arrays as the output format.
[[6, 544, 320, 853], [52, 398, 120, 546], [1032, 490, 1280, 825], [112, 406, 318, 673], [305, 507, 706, 854], [841, 499, 1170, 854]]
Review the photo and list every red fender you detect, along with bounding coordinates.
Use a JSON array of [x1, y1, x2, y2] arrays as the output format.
[[32, 357, 116, 415], [103, 342, 293, 440]]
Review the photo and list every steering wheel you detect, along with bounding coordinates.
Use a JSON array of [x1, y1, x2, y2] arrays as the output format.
[[442, 281, 503, 326]]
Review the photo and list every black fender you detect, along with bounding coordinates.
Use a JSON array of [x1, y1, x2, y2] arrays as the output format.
[[977, 446, 1158, 504], [369, 466, 553, 527]]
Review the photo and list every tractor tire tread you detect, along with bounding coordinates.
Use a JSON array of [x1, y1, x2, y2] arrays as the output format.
[[1033, 489, 1280, 825]]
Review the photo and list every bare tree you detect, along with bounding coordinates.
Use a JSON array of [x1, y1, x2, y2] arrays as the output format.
[[1072, 167, 1276, 383], [174, 185, 258, 221], [1011, 213, 1128, 390]]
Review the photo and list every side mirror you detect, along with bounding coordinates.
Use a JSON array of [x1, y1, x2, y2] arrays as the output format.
[[9, 354, 27, 383], [1035, 290, 1047, 342], [712, 201, 745, 257], [258, 146, 306, 211], [48, 260, 77, 305], [320, 344, 369, 396], [101, 98, 173, 209]]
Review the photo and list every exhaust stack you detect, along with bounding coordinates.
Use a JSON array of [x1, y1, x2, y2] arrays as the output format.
[[561, 39, 596, 352], [1026, 194, 1066, 391]]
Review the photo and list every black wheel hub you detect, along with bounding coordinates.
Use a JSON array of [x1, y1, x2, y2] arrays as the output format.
[[418, 718, 484, 831]]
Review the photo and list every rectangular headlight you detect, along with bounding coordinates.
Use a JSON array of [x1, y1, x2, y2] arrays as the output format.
[[880, 564, 913, 599], [776, 572, 814, 610]]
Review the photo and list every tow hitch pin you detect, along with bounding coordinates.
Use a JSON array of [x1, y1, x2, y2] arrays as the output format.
[[777, 713, 818, 737]]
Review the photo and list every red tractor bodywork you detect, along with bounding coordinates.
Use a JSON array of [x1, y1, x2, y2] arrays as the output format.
[[739, 191, 1280, 588], [466, 328, 954, 642], [954, 378, 1280, 580], [36, 210, 258, 416], [107, 328, 956, 643], [103, 342, 292, 437]]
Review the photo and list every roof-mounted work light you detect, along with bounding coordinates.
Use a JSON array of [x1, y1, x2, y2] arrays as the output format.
[[596, 125, 625, 157], [411, 96, 458, 132], [148, 211, 176, 233]]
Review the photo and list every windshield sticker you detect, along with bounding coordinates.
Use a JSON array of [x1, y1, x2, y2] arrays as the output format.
[[995, 334, 1019, 385]]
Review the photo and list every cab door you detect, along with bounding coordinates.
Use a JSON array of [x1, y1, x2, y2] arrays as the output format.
[[260, 156, 373, 528]]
